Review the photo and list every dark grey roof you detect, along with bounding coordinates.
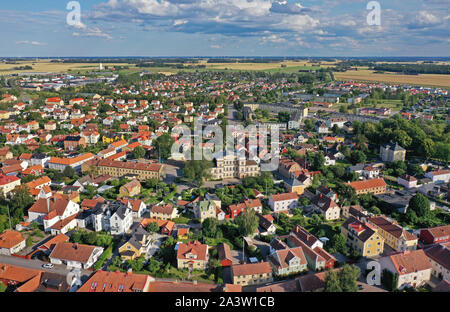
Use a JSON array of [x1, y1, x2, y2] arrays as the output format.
[[382, 141, 405, 152]]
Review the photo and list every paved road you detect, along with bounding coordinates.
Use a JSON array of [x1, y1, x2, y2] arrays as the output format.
[[0, 255, 92, 280]]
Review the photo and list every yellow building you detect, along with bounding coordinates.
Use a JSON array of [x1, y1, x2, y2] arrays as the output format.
[[368, 216, 418, 252], [118, 227, 150, 260], [176, 241, 209, 270], [0, 111, 11, 120], [102, 133, 125, 144], [97, 160, 165, 181], [119, 179, 141, 197], [231, 262, 274, 286], [341, 216, 384, 257]]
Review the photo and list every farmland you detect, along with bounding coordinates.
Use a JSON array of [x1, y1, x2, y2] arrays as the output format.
[[0, 60, 136, 75], [335, 68, 450, 88]]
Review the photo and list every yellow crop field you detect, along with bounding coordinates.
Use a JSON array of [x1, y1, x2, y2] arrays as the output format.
[[0, 60, 136, 75], [335, 69, 450, 88], [205, 60, 333, 71]]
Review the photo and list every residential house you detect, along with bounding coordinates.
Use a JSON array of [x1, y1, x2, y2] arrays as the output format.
[[91, 201, 133, 235], [268, 193, 299, 213], [347, 178, 387, 195], [341, 216, 384, 257], [118, 224, 151, 260], [310, 194, 340, 221], [268, 247, 308, 276], [119, 198, 146, 218], [119, 179, 141, 197], [64, 136, 86, 151], [194, 200, 217, 222], [150, 204, 178, 220], [425, 169, 450, 184], [256, 213, 276, 236], [176, 241, 209, 270], [368, 215, 418, 252], [49, 242, 103, 269], [28, 195, 80, 235], [398, 175, 418, 189], [0, 175, 21, 197], [419, 225, 450, 245], [77, 270, 153, 292], [379, 249, 432, 290], [231, 262, 273, 286], [423, 244, 450, 282], [0, 230, 26, 255]]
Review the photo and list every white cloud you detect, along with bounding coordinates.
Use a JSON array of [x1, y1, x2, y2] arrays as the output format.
[[15, 40, 47, 46], [72, 26, 113, 40]]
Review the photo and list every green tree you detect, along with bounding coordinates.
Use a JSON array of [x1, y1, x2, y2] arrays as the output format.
[[182, 160, 213, 186], [63, 166, 76, 178], [350, 150, 366, 165], [234, 208, 259, 237], [202, 217, 219, 238], [324, 270, 342, 292], [338, 264, 361, 292], [381, 269, 398, 291], [146, 222, 160, 233], [408, 193, 430, 218], [132, 146, 146, 159], [154, 133, 175, 160]]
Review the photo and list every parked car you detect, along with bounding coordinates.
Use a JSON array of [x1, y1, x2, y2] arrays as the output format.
[[42, 263, 54, 269]]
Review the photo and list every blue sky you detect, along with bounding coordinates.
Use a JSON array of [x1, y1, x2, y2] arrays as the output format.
[[1, 0, 449, 57]]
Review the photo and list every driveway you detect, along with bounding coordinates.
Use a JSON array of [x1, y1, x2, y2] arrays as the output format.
[[145, 233, 166, 259]]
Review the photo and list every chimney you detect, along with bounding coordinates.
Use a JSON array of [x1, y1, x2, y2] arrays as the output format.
[[73, 243, 78, 250], [47, 197, 50, 213], [193, 280, 197, 285]]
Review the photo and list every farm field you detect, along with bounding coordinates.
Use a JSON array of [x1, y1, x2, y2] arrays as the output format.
[[335, 68, 450, 88], [0, 60, 136, 75], [204, 60, 333, 72]]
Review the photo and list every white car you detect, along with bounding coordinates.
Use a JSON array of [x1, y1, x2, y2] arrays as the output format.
[[42, 263, 54, 269]]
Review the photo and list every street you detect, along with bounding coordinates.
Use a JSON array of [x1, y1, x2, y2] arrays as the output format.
[[0, 254, 93, 281]]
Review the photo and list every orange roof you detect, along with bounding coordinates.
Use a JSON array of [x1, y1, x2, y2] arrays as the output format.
[[348, 178, 386, 191], [231, 262, 272, 276], [26, 176, 51, 190], [39, 233, 69, 250], [148, 280, 221, 292], [77, 270, 152, 292], [177, 241, 208, 261], [271, 192, 299, 202], [49, 153, 94, 165], [110, 140, 128, 149], [0, 230, 26, 249], [389, 250, 432, 275], [22, 164, 43, 175], [0, 263, 41, 283], [0, 174, 20, 186]]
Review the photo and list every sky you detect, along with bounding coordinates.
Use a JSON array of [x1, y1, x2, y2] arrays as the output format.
[[1, 0, 449, 57]]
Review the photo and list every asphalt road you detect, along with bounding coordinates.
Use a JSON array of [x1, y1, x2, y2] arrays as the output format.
[[0, 254, 93, 280]]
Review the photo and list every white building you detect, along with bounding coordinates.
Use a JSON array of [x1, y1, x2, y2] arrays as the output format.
[[379, 249, 432, 290], [398, 175, 418, 189], [49, 242, 104, 269], [425, 169, 450, 184], [91, 201, 133, 235], [268, 193, 299, 213]]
